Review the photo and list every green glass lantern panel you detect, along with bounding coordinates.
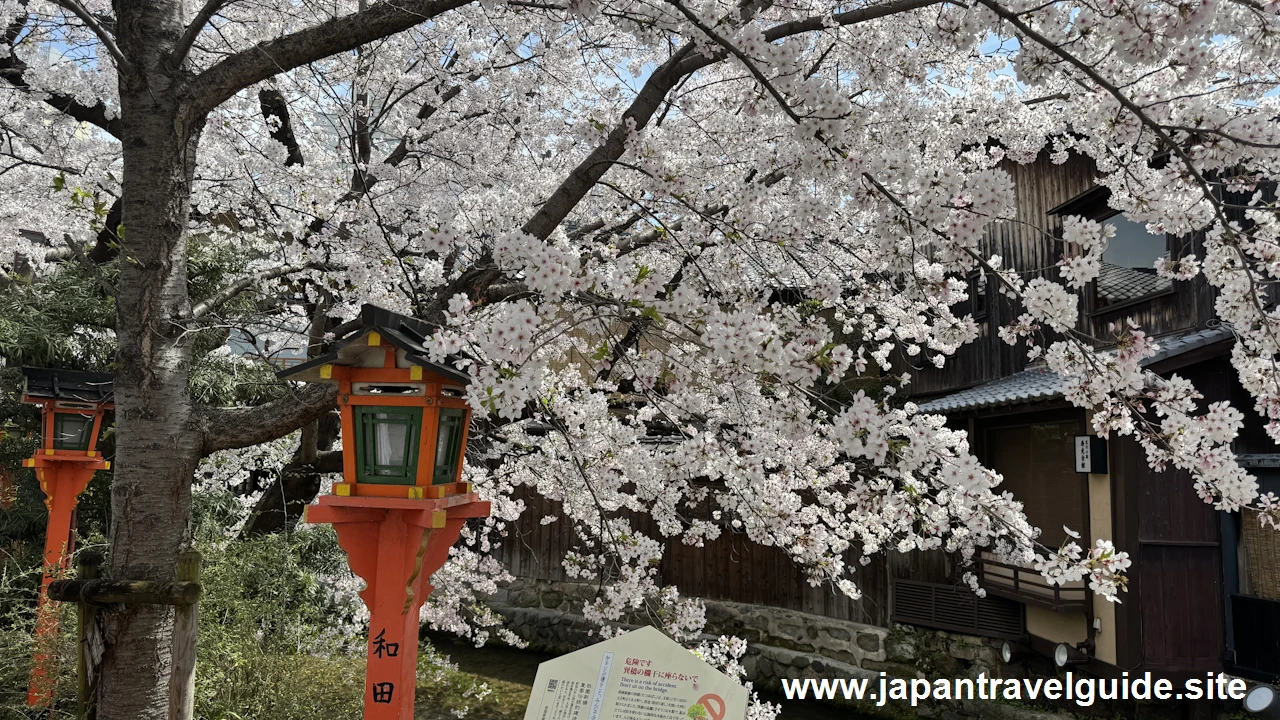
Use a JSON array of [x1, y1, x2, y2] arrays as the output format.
[[432, 408, 467, 485], [52, 413, 93, 451], [355, 406, 422, 485]]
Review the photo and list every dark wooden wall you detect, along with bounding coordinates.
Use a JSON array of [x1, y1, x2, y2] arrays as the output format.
[[496, 488, 952, 627], [905, 151, 1217, 399]]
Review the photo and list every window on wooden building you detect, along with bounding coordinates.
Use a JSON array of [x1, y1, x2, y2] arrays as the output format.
[[1050, 186, 1173, 310], [978, 419, 1089, 611], [984, 421, 1086, 548], [1096, 212, 1171, 307], [1229, 469, 1280, 680], [969, 271, 988, 321]]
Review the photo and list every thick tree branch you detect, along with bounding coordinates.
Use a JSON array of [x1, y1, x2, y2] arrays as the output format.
[[182, 0, 473, 117], [238, 430, 341, 537], [172, 0, 229, 66], [200, 383, 339, 455], [258, 89, 304, 166]]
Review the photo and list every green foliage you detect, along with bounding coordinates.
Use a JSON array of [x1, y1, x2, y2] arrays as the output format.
[[0, 503, 527, 720], [187, 351, 286, 407], [0, 549, 89, 720], [194, 531, 367, 720], [0, 265, 116, 370], [192, 529, 508, 720]]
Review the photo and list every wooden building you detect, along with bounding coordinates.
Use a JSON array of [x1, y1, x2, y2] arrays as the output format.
[[898, 152, 1280, 682]]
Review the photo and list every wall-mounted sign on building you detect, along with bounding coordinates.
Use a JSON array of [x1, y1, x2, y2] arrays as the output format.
[[1074, 435, 1108, 475], [524, 626, 749, 720]]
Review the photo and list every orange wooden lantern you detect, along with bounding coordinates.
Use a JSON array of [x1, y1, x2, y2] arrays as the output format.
[[20, 367, 112, 707], [283, 305, 490, 720]]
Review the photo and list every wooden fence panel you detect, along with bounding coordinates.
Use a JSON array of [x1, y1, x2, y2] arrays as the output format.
[[496, 487, 953, 628]]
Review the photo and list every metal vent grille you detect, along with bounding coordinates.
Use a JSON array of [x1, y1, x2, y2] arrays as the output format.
[[892, 579, 1024, 640]]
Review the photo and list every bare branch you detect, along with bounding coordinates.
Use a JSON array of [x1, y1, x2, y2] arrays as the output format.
[[668, 0, 802, 123], [172, 0, 229, 66], [259, 89, 304, 166], [52, 0, 126, 67], [189, 261, 327, 319]]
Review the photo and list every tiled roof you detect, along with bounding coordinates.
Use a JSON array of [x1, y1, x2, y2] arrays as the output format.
[[915, 366, 1065, 413], [21, 367, 113, 403], [1143, 325, 1234, 365], [1097, 263, 1172, 303], [277, 304, 470, 385], [915, 325, 1234, 414]]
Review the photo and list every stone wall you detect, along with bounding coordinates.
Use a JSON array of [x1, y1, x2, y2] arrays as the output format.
[[488, 579, 1074, 719], [487, 580, 1260, 720]]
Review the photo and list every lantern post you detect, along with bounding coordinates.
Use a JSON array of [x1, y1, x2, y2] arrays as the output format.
[[19, 367, 112, 707], [282, 305, 490, 720]]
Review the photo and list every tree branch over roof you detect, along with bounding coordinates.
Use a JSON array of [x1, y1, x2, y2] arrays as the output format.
[[182, 0, 474, 117]]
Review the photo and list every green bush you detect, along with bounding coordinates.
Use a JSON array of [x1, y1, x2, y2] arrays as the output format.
[[0, 555, 85, 720], [193, 529, 367, 720]]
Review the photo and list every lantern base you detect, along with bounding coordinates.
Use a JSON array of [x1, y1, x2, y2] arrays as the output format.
[[305, 492, 490, 720]]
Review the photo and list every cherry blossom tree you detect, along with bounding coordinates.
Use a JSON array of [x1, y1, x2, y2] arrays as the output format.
[[3, 0, 1280, 714]]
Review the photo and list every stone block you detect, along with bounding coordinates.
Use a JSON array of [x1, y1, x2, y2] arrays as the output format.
[[885, 635, 918, 664], [825, 627, 851, 642], [856, 632, 882, 653], [778, 623, 804, 640]]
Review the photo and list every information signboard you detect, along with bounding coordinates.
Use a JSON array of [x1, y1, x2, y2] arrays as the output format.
[[523, 626, 749, 720]]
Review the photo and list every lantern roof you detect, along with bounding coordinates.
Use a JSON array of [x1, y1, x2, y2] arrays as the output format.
[[277, 304, 470, 385], [21, 367, 114, 404]]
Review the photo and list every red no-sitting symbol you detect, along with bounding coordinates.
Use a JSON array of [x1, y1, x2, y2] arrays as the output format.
[[696, 694, 727, 720]]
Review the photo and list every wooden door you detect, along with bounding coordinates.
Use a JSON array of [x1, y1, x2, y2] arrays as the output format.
[[1117, 438, 1224, 674]]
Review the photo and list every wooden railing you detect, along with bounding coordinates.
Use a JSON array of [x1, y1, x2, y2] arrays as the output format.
[[891, 578, 1025, 640], [977, 554, 1087, 612]]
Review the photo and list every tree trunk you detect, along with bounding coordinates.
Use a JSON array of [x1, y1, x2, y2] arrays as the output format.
[[98, 0, 203, 715]]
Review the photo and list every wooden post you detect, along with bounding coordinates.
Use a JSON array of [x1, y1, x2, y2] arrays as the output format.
[[76, 550, 102, 720], [46, 552, 203, 720], [168, 549, 201, 720]]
